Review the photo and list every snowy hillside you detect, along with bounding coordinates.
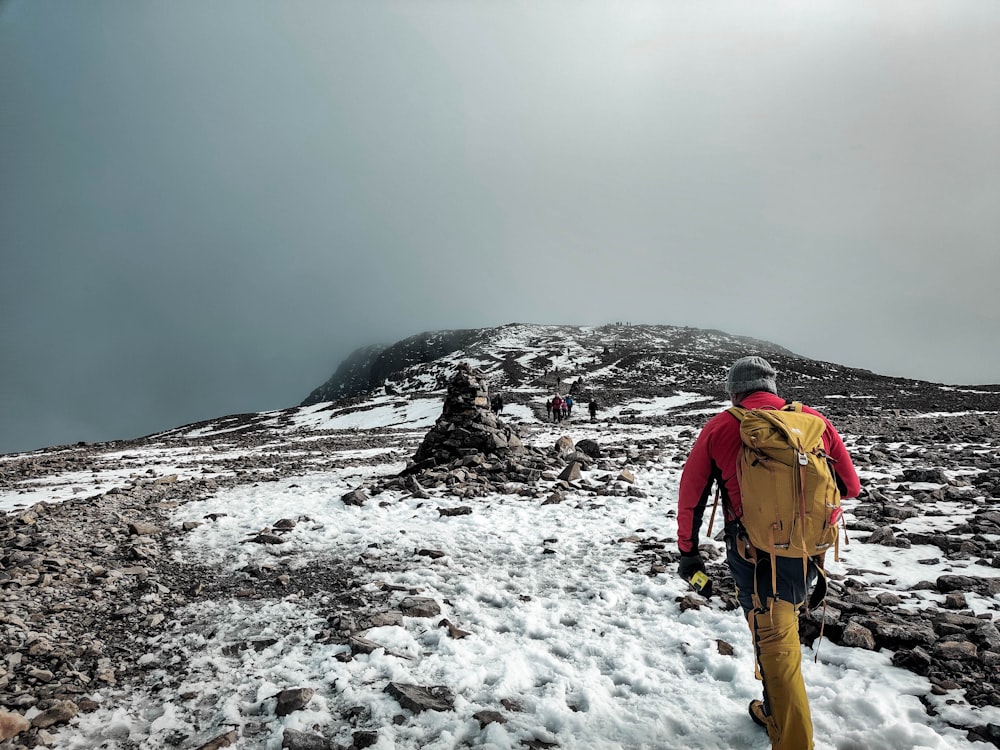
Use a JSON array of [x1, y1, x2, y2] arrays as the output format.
[[2, 325, 999, 749]]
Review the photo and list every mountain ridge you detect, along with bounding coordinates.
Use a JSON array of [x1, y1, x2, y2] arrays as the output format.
[[300, 323, 1000, 419]]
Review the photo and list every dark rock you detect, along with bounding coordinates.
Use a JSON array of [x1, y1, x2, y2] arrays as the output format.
[[248, 533, 286, 545], [357, 611, 404, 630], [128, 521, 161, 536], [557, 462, 582, 482], [474, 710, 507, 727], [882, 505, 919, 521], [405, 476, 431, 499], [275, 687, 315, 717], [851, 616, 935, 649], [932, 640, 978, 661], [542, 491, 565, 506], [416, 548, 447, 559], [975, 622, 1000, 652], [902, 468, 949, 484], [384, 682, 455, 713], [936, 575, 980, 594], [341, 489, 369, 507], [841, 621, 877, 650], [892, 647, 933, 676], [349, 636, 386, 656], [576, 439, 601, 459], [282, 728, 331, 750], [30, 700, 78, 728], [353, 730, 378, 749], [943, 593, 968, 610], [399, 596, 441, 618], [438, 506, 472, 517], [195, 729, 239, 750], [865, 527, 898, 546]]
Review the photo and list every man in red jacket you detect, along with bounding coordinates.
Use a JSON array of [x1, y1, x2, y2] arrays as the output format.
[[677, 356, 860, 750]]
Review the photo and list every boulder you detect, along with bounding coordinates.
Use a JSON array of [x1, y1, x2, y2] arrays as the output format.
[[554, 436, 575, 459], [576, 439, 601, 459], [841, 621, 877, 651]]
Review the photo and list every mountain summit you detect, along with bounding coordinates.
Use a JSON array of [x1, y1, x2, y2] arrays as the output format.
[[302, 323, 999, 416]]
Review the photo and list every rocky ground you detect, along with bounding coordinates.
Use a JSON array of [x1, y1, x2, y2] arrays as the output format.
[[1, 365, 999, 748]]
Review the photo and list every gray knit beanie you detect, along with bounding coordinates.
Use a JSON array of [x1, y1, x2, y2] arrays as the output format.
[[726, 356, 777, 395]]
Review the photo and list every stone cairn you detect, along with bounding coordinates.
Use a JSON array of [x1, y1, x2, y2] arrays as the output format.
[[412, 364, 524, 465], [367, 364, 640, 504]]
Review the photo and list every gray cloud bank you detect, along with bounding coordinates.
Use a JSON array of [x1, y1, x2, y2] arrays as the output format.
[[1, 0, 998, 454]]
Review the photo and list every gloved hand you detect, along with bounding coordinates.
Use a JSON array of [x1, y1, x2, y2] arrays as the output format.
[[678, 551, 705, 580], [678, 552, 713, 597]]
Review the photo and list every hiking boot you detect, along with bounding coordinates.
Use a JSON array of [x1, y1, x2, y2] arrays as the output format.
[[748, 699, 769, 729]]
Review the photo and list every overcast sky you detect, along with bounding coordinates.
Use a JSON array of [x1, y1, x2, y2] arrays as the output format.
[[1, 0, 998, 454]]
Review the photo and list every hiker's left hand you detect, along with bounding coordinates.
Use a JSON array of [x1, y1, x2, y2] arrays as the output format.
[[677, 552, 705, 581]]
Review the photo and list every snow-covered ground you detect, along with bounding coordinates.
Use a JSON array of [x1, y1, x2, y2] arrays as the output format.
[[3, 393, 999, 749]]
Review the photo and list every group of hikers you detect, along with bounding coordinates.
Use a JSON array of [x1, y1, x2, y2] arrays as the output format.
[[544, 394, 599, 422], [546, 394, 572, 421], [489, 390, 600, 423]]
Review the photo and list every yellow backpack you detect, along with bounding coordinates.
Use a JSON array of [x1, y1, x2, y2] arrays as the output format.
[[727, 403, 842, 561]]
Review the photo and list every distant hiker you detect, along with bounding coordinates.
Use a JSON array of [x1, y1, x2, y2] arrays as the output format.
[[550, 395, 564, 423], [676, 356, 860, 750], [588, 399, 598, 422], [545, 399, 553, 421], [564, 395, 574, 417], [491, 393, 504, 416]]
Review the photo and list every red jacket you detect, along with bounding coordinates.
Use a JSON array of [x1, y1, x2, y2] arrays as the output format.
[[677, 391, 861, 554]]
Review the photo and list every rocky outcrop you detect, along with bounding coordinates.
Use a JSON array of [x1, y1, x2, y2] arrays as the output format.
[[301, 343, 389, 405], [301, 329, 482, 406]]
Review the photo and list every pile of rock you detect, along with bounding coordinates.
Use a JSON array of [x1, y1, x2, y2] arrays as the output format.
[[380, 428, 644, 504], [396, 364, 649, 501], [412, 364, 524, 466]]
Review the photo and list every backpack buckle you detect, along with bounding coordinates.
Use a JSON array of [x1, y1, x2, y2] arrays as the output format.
[[797, 451, 808, 466]]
